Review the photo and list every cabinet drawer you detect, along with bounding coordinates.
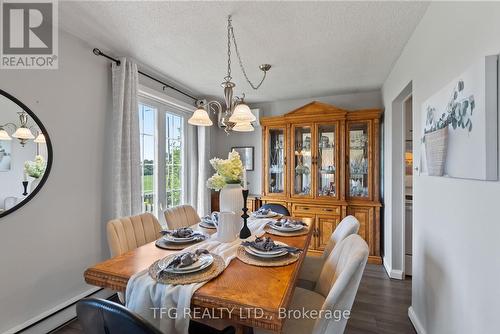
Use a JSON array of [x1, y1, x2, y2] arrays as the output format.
[[293, 204, 341, 216]]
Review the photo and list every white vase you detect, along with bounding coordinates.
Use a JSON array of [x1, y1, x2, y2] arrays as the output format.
[[219, 183, 244, 215], [30, 178, 41, 193], [425, 127, 448, 176]]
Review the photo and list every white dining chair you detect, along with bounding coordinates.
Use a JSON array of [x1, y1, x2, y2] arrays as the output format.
[[163, 204, 201, 230], [299, 215, 360, 284], [255, 234, 369, 334]]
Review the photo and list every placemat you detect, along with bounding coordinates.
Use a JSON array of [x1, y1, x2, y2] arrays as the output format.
[[236, 246, 301, 267], [155, 236, 207, 250], [264, 225, 310, 237], [149, 254, 225, 285]]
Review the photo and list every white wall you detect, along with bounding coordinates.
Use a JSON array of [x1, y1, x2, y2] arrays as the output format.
[[382, 3, 500, 333], [0, 30, 112, 333], [211, 90, 383, 195]]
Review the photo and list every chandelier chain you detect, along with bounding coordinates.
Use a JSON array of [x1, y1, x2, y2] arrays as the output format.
[[225, 17, 232, 82], [227, 16, 267, 90]]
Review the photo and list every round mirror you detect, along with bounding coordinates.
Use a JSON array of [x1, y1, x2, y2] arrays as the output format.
[[0, 90, 52, 218]]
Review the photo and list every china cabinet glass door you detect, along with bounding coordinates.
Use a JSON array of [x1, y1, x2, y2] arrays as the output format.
[[292, 125, 313, 197], [348, 122, 370, 199], [316, 123, 338, 198], [267, 127, 286, 195]]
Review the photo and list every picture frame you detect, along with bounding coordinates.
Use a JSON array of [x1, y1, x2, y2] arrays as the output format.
[[232, 146, 254, 171]]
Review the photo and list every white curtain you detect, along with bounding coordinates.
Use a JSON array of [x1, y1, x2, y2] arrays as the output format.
[[111, 58, 142, 218], [188, 126, 211, 216]]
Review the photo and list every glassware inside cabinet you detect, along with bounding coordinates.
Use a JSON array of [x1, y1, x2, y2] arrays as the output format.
[[349, 123, 369, 198], [293, 126, 312, 196], [268, 128, 285, 193], [317, 124, 336, 197]]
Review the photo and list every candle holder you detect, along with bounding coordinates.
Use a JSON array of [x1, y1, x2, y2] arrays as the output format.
[[239, 189, 251, 239], [22, 181, 28, 196]]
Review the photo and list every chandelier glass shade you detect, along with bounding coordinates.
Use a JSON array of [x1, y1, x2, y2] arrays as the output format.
[[188, 107, 213, 126], [228, 103, 256, 123], [34, 133, 46, 144], [0, 128, 12, 140], [12, 127, 35, 140], [232, 122, 254, 132]]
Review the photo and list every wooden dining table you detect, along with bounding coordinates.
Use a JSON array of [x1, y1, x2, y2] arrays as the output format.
[[84, 217, 313, 333]]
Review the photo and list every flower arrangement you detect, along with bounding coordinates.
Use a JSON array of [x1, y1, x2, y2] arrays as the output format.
[[206, 150, 244, 191], [24, 155, 46, 179], [424, 80, 475, 136]]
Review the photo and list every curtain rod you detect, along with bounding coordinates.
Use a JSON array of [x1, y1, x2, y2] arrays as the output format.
[[92, 48, 198, 101]]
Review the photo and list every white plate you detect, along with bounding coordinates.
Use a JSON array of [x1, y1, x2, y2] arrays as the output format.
[[162, 234, 204, 243], [269, 222, 304, 232], [247, 241, 288, 256], [253, 211, 280, 218], [244, 246, 287, 258], [164, 254, 214, 274]]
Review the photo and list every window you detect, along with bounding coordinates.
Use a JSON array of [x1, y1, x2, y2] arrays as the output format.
[[139, 94, 187, 215], [139, 104, 156, 213], [165, 114, 183, 208]]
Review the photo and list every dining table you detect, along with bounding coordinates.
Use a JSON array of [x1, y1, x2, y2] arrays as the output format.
[[84, 217, 313, 333]]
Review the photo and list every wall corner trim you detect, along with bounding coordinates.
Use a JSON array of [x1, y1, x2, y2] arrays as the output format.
[[408, 306, 426, 334], [383, 257, 405, 280]]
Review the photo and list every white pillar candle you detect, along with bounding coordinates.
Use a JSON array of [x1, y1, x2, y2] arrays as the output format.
[[242, 168, 247, 190], [24, 171, 28, 181]]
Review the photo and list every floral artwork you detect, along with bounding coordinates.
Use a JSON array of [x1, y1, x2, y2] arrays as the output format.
[[24, 155, 46, 178], [206, 150, 244, 191], [421, 55, 498, 180]]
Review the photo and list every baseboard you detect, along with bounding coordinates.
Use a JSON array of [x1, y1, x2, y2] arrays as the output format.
[[382, 257, 405, 280], [3, 287, 114, 334], [408, 306, 426, 334]]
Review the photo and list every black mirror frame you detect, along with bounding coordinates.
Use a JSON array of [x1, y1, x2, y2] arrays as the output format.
[[0, 89, 53, 219]]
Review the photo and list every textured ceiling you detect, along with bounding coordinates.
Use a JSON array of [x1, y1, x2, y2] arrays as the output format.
[[60, 1, 428, 102]]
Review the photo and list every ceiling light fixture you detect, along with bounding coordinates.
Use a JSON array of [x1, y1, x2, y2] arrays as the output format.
[[188, 15, 271, 134], [1, 112, 44, 147]]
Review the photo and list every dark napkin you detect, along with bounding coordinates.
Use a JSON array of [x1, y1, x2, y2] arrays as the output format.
[[255, 207, 271, 215], [160, 227, 203, 239], [241, 237, 302, 254], [166, 249, 210, 270], [272, 218, 307, 228], [201, 215, 216, 226]]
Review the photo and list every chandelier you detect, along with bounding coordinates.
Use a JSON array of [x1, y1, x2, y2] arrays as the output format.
[[188, 15, 271, 134], [0, 111, 45, 147]]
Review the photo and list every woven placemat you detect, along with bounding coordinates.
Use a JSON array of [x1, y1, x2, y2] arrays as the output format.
[[155, 236, 207, 250], [264, 225, 310, 237], [149, 254, 225, 285], [236, 246, 301, 267]]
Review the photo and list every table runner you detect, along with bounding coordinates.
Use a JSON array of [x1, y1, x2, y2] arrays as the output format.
[[125, 218, 269, 334]]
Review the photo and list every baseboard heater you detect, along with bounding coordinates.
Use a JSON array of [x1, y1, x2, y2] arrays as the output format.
[[6, 288, 115, 334]]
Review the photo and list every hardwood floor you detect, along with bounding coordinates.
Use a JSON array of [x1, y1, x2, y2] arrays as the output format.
[[52, 264, 414, 334], [345, 264, 415, 334]]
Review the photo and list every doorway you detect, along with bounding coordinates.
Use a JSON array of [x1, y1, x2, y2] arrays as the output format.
[[403, 96, 413, 276]]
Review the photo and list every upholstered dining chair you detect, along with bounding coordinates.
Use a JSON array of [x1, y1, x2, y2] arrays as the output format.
[[255, 234, 369, 334], [77, 298, 236, 334], [260, 203, 290, 216], [164, 204, 201, 229], [299, 215, 360, 285], [106, 212, 163, 302]]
